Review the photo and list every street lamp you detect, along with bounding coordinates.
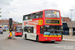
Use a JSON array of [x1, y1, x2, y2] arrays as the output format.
[[69, 9, 74, 37], [70, 9, 74, 21]]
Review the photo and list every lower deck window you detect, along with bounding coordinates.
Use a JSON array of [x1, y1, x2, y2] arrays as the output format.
[[24, 27, 34, 33]]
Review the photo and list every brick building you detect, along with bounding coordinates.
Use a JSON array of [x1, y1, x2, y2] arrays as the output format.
[[0, 19, 18, 30], [61, 17, 71, 23]]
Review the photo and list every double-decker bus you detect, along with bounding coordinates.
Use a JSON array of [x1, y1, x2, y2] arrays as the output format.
[[15, 25, 22, 37], [22, 9, 62, 42]]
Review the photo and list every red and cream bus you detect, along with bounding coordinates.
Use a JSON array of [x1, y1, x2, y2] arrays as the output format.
[[22, 9, 62, 42], [15, 25, 22, 37]]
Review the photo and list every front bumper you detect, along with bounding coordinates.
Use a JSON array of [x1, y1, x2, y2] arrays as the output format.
[[39, 35, 62, 41]]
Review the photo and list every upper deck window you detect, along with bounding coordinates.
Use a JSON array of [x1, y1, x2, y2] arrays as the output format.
[[32, 13, 36, 19], [32, 11, 43, 19], [23, 11, 43, 20], [45, 10, 60, 18], [36, 12, 39, 18], [39, 11, 43, 18], [23, 14, 31, 20]]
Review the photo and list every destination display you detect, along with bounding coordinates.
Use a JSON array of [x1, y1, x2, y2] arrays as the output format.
[[46, 19, 60, 24]]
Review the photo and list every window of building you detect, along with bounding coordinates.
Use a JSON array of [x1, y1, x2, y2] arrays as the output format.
[[68, 19, 69, 22], [62, 18, 63, 21], [65, 18, 66, 20], [63, 23, 67, 27]]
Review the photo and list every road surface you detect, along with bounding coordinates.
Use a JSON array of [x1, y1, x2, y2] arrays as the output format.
[[0, 31, 75, 50]]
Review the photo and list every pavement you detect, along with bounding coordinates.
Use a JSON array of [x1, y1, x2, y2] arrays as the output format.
[[63, 35, 75, 42]]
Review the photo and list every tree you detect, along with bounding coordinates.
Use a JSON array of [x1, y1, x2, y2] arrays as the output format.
[[0, 15, 1, 17], [19, 23, 22, 24], [0, 8, 1, 17]]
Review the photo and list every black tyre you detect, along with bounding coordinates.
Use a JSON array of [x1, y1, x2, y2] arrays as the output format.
[[36, 36, 39, 42], [25, 34, 27, 40], [15, 35, 22, 37], [2, 32, 3, 34], [0, 32, 3, 34]]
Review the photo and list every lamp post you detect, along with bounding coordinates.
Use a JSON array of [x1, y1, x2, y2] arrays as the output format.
[[69, 9, 74, 37], [70, 9, 74, 21]]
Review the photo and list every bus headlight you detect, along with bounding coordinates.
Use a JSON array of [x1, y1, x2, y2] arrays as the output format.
[[45, 38, 47, 39], [59, 38, 61, 39]]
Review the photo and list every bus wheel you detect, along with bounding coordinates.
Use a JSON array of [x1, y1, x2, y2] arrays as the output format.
[[25, 34, 27, 40], [36, 36, 39, 42]]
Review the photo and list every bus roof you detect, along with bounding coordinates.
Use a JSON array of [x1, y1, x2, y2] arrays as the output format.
[[23, 9, 60, 16]]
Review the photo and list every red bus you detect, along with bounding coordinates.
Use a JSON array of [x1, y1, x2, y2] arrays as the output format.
[[15, 25, 22, 37], [22, 9, 62, 42]]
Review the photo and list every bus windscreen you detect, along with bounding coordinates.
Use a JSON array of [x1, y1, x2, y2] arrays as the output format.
[[45, 10, 60, 18], [16, 27, 22, 32]]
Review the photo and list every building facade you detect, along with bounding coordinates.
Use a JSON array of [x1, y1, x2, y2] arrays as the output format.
[[61, 17, 71, 23], [67, 21, 75, 36], [61, 17, 71, 35], [0, 19, 17, 30]]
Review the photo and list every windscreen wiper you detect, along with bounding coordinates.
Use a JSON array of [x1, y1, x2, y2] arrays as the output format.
[[56, 33, 58, 36]]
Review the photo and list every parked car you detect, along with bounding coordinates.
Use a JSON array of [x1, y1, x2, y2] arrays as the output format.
[[0, 27, 3, 34], [3, 28, 6, 31]]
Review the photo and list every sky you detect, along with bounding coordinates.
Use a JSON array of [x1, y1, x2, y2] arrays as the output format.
[[0, 0, 75, 22]]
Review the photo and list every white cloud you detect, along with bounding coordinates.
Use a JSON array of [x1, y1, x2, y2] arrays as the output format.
[[0, 0, 75, 22]]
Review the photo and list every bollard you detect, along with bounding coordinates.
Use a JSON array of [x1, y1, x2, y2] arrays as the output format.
[[8, 32, 12, 39]]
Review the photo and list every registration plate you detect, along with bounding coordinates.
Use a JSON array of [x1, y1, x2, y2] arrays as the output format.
[[51, 40, 55, 41]]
